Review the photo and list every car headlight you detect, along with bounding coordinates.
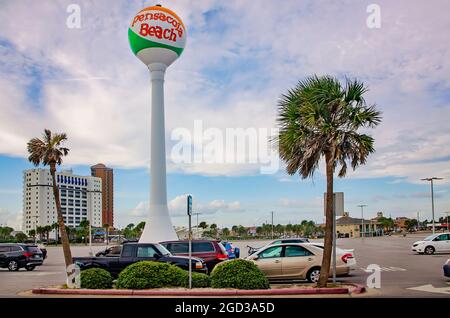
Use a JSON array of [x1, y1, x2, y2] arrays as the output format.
[[413, 244, 418, 247]]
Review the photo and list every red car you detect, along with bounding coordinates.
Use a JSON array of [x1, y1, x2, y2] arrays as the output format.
[[160, 240, 228, 272]]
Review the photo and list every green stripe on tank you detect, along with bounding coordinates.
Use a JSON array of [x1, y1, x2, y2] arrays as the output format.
[[128, 28, 183, 56]]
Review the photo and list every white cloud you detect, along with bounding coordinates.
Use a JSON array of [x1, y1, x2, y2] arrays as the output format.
[[0, 0, 450, 182], [0, 208, 23, 230]]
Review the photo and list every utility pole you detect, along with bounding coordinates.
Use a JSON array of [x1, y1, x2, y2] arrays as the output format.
[[193, 213, 201, 239], [358, 205, 367, 238], [417, 212, 420, 231], [421, 177, 443, 234], [34, 215, 38, 244], [271, 211, 274, 240]]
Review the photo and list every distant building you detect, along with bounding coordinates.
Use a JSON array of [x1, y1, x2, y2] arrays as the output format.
[[336, 214, 377, 238], [91, 164, 114, 228], [22, 168, 102, 236], [247, 226, 257, 236], [394, 217, 410, 231], [371, 212, 389, 235]]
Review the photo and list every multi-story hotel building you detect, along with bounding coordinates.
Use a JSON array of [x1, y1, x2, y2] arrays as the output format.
[[22, 168, 102, 235], [90, 163, 114, 227]]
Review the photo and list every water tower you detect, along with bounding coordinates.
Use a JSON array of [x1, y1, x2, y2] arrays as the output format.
[[128, 4, 186, 242]]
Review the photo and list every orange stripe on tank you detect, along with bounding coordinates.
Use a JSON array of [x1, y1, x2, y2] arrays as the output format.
[[138, 6, 185, 30]]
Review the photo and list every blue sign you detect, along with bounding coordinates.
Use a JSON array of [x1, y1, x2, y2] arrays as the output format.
[[187, 195, 192, 216]]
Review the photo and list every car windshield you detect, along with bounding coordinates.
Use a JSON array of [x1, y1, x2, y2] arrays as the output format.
[[423, 235, 438, 241], [154, 244, 172, 256]]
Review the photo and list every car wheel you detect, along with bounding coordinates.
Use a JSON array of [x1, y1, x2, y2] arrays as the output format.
[[424, 246, 435, 255], [8, 260, 19, 271], [307, 267, 321, 283], [25, 265, 35, 271]]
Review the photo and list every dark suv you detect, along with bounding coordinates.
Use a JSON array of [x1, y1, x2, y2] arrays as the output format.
[[0, 243, 44, 271], [160, 240, 228, 272]]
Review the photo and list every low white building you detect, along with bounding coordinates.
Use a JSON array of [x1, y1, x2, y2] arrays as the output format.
[[23, 168, 102, 237]]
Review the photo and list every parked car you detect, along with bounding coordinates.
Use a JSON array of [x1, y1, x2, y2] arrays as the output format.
[[95, 245, 122, 257], [247, 238, 310, 256], [221, 241, 240, 259], [73, 243, 207, 277], [303, 242, 357, 271], [411, 233, 450, 255], [122, 238, 139, 244], [0, 243, 44, 271], [246, 243, 351, 283], [37, 244, 47, 260], [160, 240, 228, 272], [444, 259, 450, 278]]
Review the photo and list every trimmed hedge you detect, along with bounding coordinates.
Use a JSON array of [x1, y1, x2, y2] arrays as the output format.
[[80, 268, 113, 289], [116, 261, 211, 289], [181, 271, 210, 288], [210, 259, 269, 290]]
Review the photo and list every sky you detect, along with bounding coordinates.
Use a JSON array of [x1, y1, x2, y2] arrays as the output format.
[[1, 0, 450, 230]]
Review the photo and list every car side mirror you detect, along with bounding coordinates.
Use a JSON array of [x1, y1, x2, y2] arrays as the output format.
[[153, 253, 161, 259]]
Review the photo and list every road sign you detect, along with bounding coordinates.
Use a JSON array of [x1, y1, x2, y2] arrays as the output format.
[[187, 195, 193, 216], [187, 194, 193, 288], [324, 192, 344, 216]]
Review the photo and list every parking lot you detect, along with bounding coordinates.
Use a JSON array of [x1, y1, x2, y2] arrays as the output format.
[[0, 234, 449, 297]]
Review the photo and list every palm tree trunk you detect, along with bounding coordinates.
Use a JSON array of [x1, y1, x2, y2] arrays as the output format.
[[50, 163, 73, 273], [318, 151, 334, 287]]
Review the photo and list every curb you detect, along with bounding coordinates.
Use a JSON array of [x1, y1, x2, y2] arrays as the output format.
[[349, 284, 366, 294], [32, 287, 350, 296]]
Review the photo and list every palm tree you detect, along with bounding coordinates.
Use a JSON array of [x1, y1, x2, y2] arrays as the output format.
[[79, 220, 90, 244], [276, 75, 381, 287], [44, 225, 52, 244], [222, 227, 230, 237], [51, 222, 59, 245], [36, 226, 44, 242], [27, 129, 73, 271], [29, 229, 36, 241]]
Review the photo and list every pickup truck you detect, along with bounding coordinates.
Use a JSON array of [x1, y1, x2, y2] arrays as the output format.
[[73, 243, 208, 277]]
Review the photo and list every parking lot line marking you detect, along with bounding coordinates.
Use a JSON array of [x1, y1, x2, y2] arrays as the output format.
[[407, 284, 450, 295], [360, 266, 407, 272]]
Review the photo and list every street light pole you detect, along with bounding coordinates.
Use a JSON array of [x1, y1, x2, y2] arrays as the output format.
[[193, 213, 201, 239], [271, 211, 274, 240], [358, 205, 367, 238], [421, 177, 443, 234], [34, 215, 38, 244]]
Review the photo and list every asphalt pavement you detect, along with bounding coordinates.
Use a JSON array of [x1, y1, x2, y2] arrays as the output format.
[[0, 235, 449, 297]]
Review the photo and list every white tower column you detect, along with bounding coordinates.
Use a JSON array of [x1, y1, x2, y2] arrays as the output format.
[[139, 62, 178, 242]]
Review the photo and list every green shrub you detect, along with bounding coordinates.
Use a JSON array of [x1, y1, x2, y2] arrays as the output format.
[[210, 259, 269, 290], [116, 261, 187, 289], [181, 271, 211, 288], [80, 268, 113, 289]]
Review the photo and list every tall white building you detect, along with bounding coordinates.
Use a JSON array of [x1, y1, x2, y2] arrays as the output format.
[[23, 168, 102, 235]]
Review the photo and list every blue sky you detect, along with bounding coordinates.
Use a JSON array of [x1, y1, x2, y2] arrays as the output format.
[[1, 0, 450, 229]]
